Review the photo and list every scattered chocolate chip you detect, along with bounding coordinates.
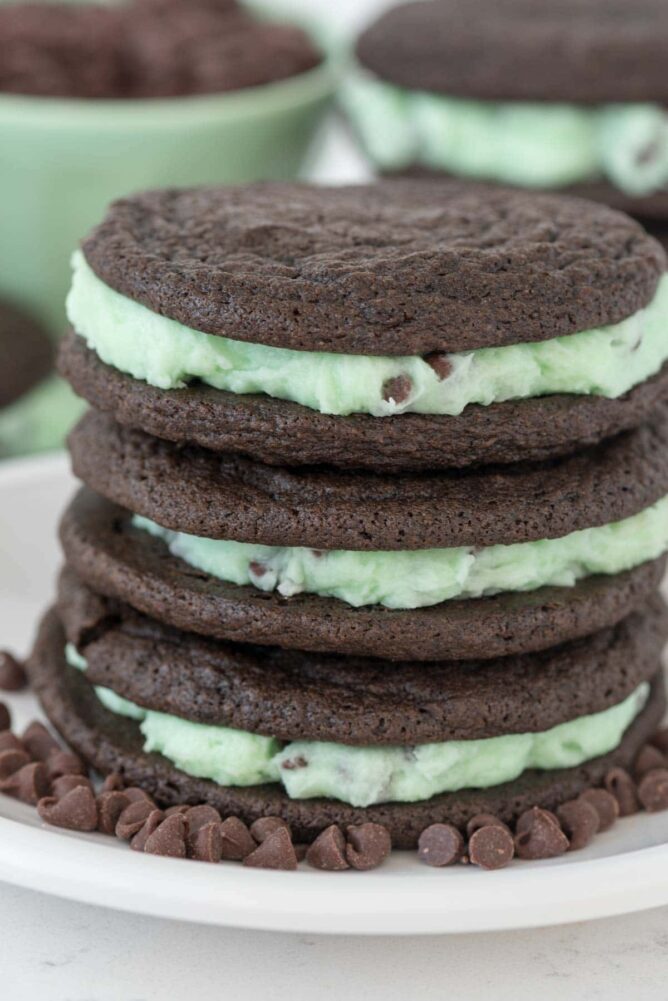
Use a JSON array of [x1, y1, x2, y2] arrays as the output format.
[[0, 652, 27, 692], [46, 750, 86, 780], [164, 804, 190, 818], [0, 748, 29, 780], [345, 823, 392, 871], [578, 788, 619, 832], [424, 352, 453, 380], [122, 786, 155, 805], [468, 825, 515, 870], [21, 721, 59, 761], [0, 703, 10, 732], [0, 731, 23, 754], [101, 772, 125, 792], [649, 728, 668, 755], [52, 775, 91, 800], [514, 807, 569, 860], [189, 822, 222, 863], [219, 816, 256, 861], [634, 744, 667, 778], [185, 804, 221, 834], [382, 374, 412, 405], [144, 814, 187, 858], [115, 798, 155, 840], [557, 798, 600, 851], [244, 826, 297, 871], [637, 769, 668, 813], [250, 816, 290, 843], [1, 761, 49, 804], [130, 810, 165, 852], [417, 823, 464, 867], [466, 813, 511, 839], [604, 768, 640, 817], [306, 825, 349, 871], [96, 790, 130, 834], [37, 785, 98, 831], [294, 843, 308, 862]]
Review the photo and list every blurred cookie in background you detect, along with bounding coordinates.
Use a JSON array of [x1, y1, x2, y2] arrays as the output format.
[[345, 0, 668, 221]]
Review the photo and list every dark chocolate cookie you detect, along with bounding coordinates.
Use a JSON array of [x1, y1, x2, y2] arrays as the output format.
[[59, 334, 668, 471], [357, 0, 668, 104], [0, 300, 52, 410], [59, 490, 668, 662], [80, 180, 663, 355], [27, 611, 666, 848], [68, 409, 668, 548]]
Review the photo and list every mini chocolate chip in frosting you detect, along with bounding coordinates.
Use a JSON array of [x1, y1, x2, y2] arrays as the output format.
[[637, 769, 668, 812], [306, 825, 349, 871], [514, 807, 569, 860], [557, 798, 600, 851], [0, 702, 10, 731], [280, 756, 307, 771], [633, 744, 667, 778], [468, 825, 515, 870], [424, 353, 453, 381], [382, 374, 412, 406], [244, 826, 298, 870], [250, 816, 290, 843], [604, 767, 640, 816], [21, 721, 59, 761], [249, 561, 269, 578], [0, 652, 27, 692], [578, 788, 619, 831], [37, 785, 98, 832], [143, 813, 187, 858], [345, 823, 391, 870], [219, 816, 256, 861], [417, 823, 464, 867], [96, 790, 130, 834]]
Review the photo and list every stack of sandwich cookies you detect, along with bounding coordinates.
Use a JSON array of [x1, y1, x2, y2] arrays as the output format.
[[29, 181, 668, 859]]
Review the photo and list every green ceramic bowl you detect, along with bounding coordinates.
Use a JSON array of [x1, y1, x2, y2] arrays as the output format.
[[0, 52, 337, 332]]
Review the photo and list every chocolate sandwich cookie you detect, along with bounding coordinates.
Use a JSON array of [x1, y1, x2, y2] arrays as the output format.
[[0, 300, 52, 411], [351, 0, 668, 219], [62, 182, 668, 470], [28, 610, 667, 848]]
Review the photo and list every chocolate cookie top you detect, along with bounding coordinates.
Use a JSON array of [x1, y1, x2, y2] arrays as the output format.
[[0, 300, 52, 410], [56, 570, 667, 745], [60, 490, 667, 662], [68, 410, 668, 549], [0, 0, 319, 99], [59, 333, 668, 472], [81, 181, 664, 355], [28, 610, 666, 848], [357, 0, 668, 104]]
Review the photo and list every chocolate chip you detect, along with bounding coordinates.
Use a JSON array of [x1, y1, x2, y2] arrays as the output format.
[[249, 560, 268, 578], [468, 825, 515, 870], [637, 769, 668, 813], [144, 813, 187, 858], [294, 843, 308, 862], [649, 728, 668, 755], [556, 798, 600, 851], [466, 813, 511, 839], [1, 761, 49, 804], [514, 807, 569, 860], [185, 804, 221, 835], [280, 756, 308, 771], [219, 816, 256, 861], [131, 810, 165, 851], [345, 823, 392, 871], [164, 804, 190, 818], [21, 721, 59, 761], [101, 772, 125, 792], [0, 748, 30, 780], [604, 768, 640, 817], [122, 786, 155, 805], [424, 352, 453, 380], [0, 652, 27, 692], [634, 744, 667, 778], [382, 374, 412, 405], [37, 785, 98, 831], [52, 775, 91, 799], [46, 750, 86, 780], [189, 822, 223, 863], [578, 788, 619, 831], [116, 798, 155, 839], [96, 790, 130, 834], [0, 731, 23, 754], [0, 703, 10, 732], [244, 826, 297, 871], [306, 825, 349, 871], [250, 816, 290, 843], [417, 823, 464, 867]]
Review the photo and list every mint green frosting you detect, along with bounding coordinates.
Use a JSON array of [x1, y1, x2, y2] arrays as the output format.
[[64, 646, 647, 807], [0, 375, 85, 459], [67, 250, 668, 418], [133, 494, 668, 609], [342, 70, 668, 196]]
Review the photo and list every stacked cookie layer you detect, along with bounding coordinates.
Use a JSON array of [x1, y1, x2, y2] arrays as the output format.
[[30, 181, 668, 848]]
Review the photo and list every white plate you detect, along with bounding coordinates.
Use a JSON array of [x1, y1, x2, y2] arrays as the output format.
[[0, 453, 667, 936]]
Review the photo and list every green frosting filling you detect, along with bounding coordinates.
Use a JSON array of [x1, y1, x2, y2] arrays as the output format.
[[67, 251, 668, 418], [64, 646, 647, 807], [133, 495, 668, 609], [342, 70, 668, 195], [0, 375, 85, 459]]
